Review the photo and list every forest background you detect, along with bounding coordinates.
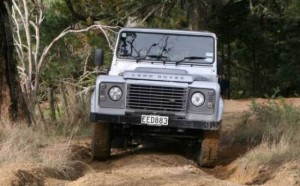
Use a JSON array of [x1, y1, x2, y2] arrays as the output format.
[[0, 0, 300, 124]]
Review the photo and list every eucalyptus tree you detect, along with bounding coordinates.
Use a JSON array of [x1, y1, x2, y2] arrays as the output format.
[[5, 0, 119, 124], [0, 0, 29, 123]]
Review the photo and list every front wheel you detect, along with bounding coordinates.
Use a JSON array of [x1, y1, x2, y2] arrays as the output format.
[[91, 123, 111, 161], [197, 130, 220, 167]]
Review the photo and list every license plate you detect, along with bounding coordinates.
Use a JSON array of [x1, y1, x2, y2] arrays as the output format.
[[141, 115, 169, 126]]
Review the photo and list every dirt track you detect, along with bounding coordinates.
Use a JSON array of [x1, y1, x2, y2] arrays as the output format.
[[2, 99, 300, 186], [44, 98, 300, 186]]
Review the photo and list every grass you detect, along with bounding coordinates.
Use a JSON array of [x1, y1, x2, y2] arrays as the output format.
[[0, 122, 84, 179], [0, 123, 48, 164], [0, 84, 91, 180], [0, 124, 70, 166], [233, 99, 300, 164], [0, 84, 92, 184], [243, 136, 292, 164], [37, 84, 92, 138]]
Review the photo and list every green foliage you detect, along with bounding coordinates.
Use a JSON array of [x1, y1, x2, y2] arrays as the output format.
[[234, 99, 300, 164], [39, 0, 112, 88], [42, 1, 73, 43], [211, 0, 300, 97], [264, 87, 281, 99], [234, 100, 300, 148], [289, 0, 300, 18]]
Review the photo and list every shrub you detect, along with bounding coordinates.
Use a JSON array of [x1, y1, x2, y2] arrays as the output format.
[[37, 83, 92, 137], [56, 84, 92, 137], [0, 122, 81, 179], [234, 99, 300, 163]]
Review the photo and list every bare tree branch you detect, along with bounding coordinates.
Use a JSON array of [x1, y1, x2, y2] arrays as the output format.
[[10, 0, 120, 124]]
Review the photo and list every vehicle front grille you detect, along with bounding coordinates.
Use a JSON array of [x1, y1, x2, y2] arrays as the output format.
[[127, 84, 187, 112]]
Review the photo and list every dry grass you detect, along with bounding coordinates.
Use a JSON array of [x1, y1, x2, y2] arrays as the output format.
[[0, 84, 91, 183], [0, 123, 49, 164], [58, 85, 89, 124], [243, 136, 292, 163], [53, 84, 91, 137], [233, 99, 300, 164], [0, 122, 83, 180]]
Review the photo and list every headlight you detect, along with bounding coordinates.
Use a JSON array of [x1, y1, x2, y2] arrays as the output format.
[[191, 92, 205, 106], [108, 86, 122, 101]]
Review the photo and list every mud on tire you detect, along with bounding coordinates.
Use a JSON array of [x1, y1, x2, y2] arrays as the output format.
[[91, 123, 111, 161], [197, 130, 220, 168]]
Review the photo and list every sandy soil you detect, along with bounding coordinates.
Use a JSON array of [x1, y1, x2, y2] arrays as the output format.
[[1, 98, 300, 186]]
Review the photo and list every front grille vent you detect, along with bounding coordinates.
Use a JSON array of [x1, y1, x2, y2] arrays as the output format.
[[127, 84, 187, 112]]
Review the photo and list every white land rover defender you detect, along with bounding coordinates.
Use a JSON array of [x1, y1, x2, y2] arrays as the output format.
[[90, 28, 224, 167]]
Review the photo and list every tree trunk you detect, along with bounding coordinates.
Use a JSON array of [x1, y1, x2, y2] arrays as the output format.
[[0, 1, 29, 124], [48, 87, 56, 122], [186, 0, 207, 30], [227, 43, 231, 99]]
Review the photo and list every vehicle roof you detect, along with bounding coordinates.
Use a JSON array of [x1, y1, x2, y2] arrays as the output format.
[[119, 27, 217, 38]]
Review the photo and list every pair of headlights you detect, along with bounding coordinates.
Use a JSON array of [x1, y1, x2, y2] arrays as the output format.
[[107, 86, 206, 107]]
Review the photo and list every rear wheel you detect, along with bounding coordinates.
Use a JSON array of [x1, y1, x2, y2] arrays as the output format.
[[91, 123, 111, 161], [197, 130, 220, 167]]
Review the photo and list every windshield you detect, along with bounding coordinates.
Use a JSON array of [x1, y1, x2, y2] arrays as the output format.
[[116, 31, 215, 64]]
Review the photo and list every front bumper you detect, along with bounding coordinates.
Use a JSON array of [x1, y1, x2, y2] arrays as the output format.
[[90, 113, 221, 130]]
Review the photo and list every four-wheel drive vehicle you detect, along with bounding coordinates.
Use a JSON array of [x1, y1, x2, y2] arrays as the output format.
[[90, 28, 224, 167]]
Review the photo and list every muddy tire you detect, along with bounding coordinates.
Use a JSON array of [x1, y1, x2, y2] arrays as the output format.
[[197, 130, 220, 168], [91, 123, 111, 161]]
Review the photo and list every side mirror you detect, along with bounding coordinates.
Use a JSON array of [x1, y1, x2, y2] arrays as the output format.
[[95, 48, 104, 66]]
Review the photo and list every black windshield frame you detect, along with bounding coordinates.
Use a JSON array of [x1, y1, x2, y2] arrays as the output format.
[[116, 31, 215, 64]]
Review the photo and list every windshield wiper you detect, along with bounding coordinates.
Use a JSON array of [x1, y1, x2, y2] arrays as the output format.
[[146, 54, 167, 60], [136, 54, 168, 63], [175, 56, 207, 65]]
